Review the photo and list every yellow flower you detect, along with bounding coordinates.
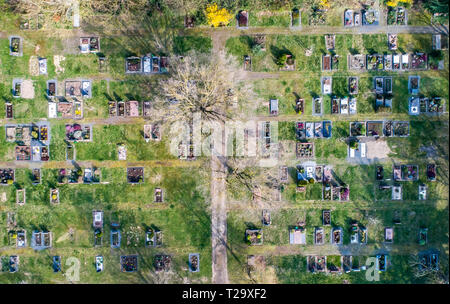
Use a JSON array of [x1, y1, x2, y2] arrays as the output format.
[[206, 3, 232, 27]]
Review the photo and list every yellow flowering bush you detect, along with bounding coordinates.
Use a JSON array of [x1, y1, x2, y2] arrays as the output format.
[[386, 0, 412, 7], [206, 3, 232, 27], [319, 0, 330, 9]]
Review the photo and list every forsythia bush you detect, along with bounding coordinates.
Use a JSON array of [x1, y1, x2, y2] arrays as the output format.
[[319, 0, 331, 9], [386, 0, 412, 7], [206, 3, 232, 27]]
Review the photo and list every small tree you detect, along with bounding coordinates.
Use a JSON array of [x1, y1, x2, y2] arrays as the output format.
[[206, 3, 232, 27]]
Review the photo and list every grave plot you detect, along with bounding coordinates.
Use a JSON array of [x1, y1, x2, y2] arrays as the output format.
[[410, 53, 427, 70], [261, 209, 271, 226], [349, 77, 358, 95], [0, 169, 15, 185], [350, 122, 365, 137], [321, 76, 332, 94], [253, 35, 266, 51], [296, 122, 306, 140], [419, 184, 427, 200], [289, 226, 306, 244], [154, 188, 163, 202], [296, 142, 314, 159], [118, 144, 127, 160], [314, 227, 324, 245], [331, 227, 343, 245], [83, 168, 101, 184], [322, 210, 331, 226], [38, 57, 47, 75], [427, 164, 436, 181], [16, 189, 25, 205], [16, 230, 26, 248], [314, 122, 323, 138], [145, 227, 162, 247], [117, 101, 125, 116], [367, 54, 383, 70], [376, 165, 384, 181], [125, 101, 140, 117], [185, 15, 195, 28], [362, 9, 379, 26], [12, 78, 22, 98], [322, 55, 331, 71], [278, 54, 295, 71], [325, 34, 335, 50], [427, 97, 444, 114], [57, 169, 68, 184], [348, 54, 366, 70], [94, 228, 103, 246], [376, 254, 388, 272], [68, 169, 81, 184], [243, 55, 251, 71], [31, 168, 41, 184], [50, 189, 60, 204], [349, 98, 357, 114], [401, 165, 419, 181], [342, 256, 352, 273], [154, 255, 171, 272], [9, 36, 22, 56], [393, 54, 401, 70], [110, 223, 121, 248], [383, 121, 393, 137], [151, 55, 161, 73], [392, 184, 402, 200], [143, 55, 152, 73], [287, 8, 300, 27], [127, 167, 144, 184], [315, 256, 327, 273], [366, 121, 383, 137], [344, 10, 354, 27], [46, 80, 58, 97], [269, 99, 278, 116], [53, 256, 61, 272], [237, 10, 249, 28], [279, 166, 288, 183], [340, 97, 348, 114], [189, 253, 200, 272], [66, 144, 75, 161], [65, 124, 92, 142], [312, 97, 322, 115], [121, 255, 138, 272], [19, 14, 43, 30], [392, 121, 409, 137], [385, 227, 394, 243], [350, 223, 359, 244], [408, 76, 420, 94], [80, 37, 100, 53], [401, 54, 409, 69], [246, 229, 263, 245], [331, 97, 340, 114], [384, 54, 392, 70], [31, 231, 52, 250], [125, 57, 142, 73], [387, 7, 407, 25], [143, 101, 151, 117], [9, 256, 19, 273], [388, 34, 398, 50], [99, 57, 107, 72], [108, 101, 117, 117], [65, 80, 92, 98], [5, 102, 13, 119], [418, 228, 428, 245], [95, 256, 104, 272]]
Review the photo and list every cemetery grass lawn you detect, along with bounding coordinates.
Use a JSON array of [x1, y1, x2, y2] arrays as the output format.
[[0, 166, 212, 283]]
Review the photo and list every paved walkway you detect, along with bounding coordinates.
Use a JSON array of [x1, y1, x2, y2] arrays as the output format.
[[211, 154, 229, 284]]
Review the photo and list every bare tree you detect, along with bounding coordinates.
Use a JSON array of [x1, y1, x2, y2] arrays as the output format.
[[162, 0, 206, 15], [5, 0, 70, 15], [408, 254, 449, 284], [155, 50, 238, 123]]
